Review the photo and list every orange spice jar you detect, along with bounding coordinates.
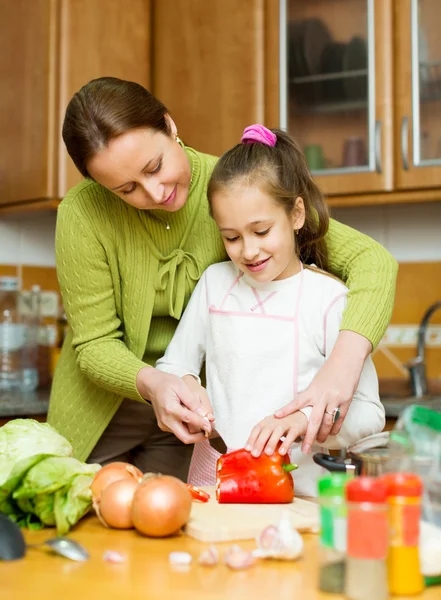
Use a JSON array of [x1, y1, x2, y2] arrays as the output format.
[[382, 473, 425, 596]]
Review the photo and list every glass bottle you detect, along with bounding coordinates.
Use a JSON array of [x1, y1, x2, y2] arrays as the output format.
[[345, 477, 389, 600], [0, 277, 23, 395], [318, 473, 351, 593], [20, 285, 40, 392]]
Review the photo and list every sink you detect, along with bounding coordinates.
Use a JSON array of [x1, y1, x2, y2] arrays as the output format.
[[380, 396, 441, 418]]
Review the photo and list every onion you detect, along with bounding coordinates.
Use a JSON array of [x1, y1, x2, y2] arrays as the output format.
[[131, 475, 192, 537], [91, 462, 143, 504], [97, 478, 139, 529]]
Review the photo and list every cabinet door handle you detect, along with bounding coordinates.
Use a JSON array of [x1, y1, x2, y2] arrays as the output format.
[[374, 120, 382, 173], [401, 116, 409, 171]]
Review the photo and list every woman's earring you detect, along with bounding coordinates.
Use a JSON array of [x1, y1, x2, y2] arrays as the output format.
[[175, 133, 182, 144]]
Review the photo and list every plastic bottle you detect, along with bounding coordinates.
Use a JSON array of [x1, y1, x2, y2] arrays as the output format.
[[345, 477, 389, 600], [317, 473, 351, 593], [382, 472, 425, 595], [0, 277, 23, 394], [20, 285, 40, 392]]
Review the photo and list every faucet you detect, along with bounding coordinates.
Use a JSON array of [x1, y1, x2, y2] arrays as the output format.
[[406, 300, 441, 398]]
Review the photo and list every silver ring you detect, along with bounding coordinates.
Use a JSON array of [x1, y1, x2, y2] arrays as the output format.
[[325, 407, 341, 424]]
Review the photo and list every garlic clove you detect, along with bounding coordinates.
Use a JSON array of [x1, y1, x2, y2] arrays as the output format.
[[198, 545, 219, 566], [224, 545, 255, 570]]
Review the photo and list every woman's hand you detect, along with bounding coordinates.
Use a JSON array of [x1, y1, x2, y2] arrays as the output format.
[[136, 366, 212, 444], [274, 331, 372, 453], [181, 375, 215, 435], [245, 412, 308, 458]]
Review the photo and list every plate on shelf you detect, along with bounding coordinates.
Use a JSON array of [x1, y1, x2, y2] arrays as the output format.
[[303, 18, 332, 76], [288, 20, 307, 79], [343, 35, 368, 101], [320, 41, 347, 102]]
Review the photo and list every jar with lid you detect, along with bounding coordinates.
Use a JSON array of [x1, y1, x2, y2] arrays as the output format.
[[0, 277, 23, 394], [382, 472, 424, 596], [317, 473, 351, 593], [345, 476, 389, 600]]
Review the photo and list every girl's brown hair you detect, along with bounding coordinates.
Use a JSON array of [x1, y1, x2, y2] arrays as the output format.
[[62, 77, 170, 178], [207, 129, 329, 270]]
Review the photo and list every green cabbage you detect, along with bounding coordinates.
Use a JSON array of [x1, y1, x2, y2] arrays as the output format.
[[0, 419, 100, 533], [0, 419, 72, 485]]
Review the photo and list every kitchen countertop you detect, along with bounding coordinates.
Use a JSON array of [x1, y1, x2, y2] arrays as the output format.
[[0, 387, 49, 418], [2, 514, 439, 600]]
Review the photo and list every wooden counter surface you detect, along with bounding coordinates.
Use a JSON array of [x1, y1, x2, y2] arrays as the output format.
[[2, 514, 438, 600]]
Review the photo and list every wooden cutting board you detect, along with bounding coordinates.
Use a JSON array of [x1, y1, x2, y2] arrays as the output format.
[[184, 486, 319, 543]]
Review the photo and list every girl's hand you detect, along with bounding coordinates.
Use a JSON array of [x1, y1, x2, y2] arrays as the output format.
[[245, 412, 308, 458], [182, 375, 215, 435], [136, 366, 212, 443], [274, 331, 371, 453]]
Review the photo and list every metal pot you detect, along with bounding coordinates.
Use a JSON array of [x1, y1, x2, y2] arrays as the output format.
[[313, 431, 390, 477]]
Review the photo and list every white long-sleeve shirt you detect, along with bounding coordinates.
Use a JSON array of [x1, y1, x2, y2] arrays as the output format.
[[156, 261, 385, 496]]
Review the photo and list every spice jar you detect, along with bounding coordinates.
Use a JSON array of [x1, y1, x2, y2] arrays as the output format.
[[382, 473, 424, 596], [317, 473, 351, 593], [345, 477, 389, 600]]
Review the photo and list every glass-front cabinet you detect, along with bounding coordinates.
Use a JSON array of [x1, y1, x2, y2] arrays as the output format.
[[396, 0, 441, 189], [280, 0, 394, 196]]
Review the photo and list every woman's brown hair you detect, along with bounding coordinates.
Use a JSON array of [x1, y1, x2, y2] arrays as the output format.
[[62, 77, 170, 178], [207, 129, 329, 270]]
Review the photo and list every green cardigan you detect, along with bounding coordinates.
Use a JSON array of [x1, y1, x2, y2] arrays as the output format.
[[48, 146, 398, 461]]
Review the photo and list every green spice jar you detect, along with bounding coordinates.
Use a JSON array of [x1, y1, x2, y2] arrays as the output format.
[[317, 473, 351, 593]]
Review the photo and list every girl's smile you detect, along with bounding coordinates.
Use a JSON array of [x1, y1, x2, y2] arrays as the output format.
[[245, 257, 271, 272]]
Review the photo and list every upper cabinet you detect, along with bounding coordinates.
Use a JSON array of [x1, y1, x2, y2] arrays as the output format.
[[0, 0, 151, 209], [155, 0, 441, 202], [283, 0, 393, 196], [152, 0, 279, 157], [0, 0, 57, 206], [282, 0, 441, 199], [395, 0, 441, 190], [2, 0, 441, 212], [57, 0, 151, 195]]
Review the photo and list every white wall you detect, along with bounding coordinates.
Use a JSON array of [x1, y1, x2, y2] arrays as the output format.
[[332, 201, 441, 262], [0, 202, 440, 266], [0, 213, 57, 266]]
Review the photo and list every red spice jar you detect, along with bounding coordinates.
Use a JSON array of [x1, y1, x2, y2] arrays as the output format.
[[382, 473, 424, 596], [345, 477, 389, 600]]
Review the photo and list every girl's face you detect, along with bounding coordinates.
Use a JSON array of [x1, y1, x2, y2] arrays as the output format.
[[211, 183, 305, 282], [87, 121, 191, 212]]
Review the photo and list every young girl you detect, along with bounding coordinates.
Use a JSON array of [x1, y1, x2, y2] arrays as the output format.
[[156, 124, 385, 496]]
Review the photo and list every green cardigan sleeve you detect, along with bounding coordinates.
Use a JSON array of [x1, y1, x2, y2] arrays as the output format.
[[325, 218, 398, 349], [56, 205, 145, 402]]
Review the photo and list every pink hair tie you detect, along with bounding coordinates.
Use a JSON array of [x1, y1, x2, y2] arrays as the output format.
[[241, 124, 277, 147]]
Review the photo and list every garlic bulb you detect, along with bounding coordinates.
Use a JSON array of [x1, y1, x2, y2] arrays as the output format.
[[253, 511, 304, 560]]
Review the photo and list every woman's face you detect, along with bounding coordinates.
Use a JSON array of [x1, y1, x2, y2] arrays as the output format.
[[87, 125, 191, 211]]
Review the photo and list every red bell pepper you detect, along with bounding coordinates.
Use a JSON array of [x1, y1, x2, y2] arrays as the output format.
[[216, 445, 298, 504], [187, 484, 211, 503]]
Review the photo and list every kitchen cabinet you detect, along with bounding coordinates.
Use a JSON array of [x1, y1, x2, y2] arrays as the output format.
[[395, 0, 441, 190], [283, 0, 393, 197], [0, 0, 57, 207], [0, 0, 151, 210], [154, 0, 441, 205], [282, 0, 441, 200], [152, 0, 279, 158], [2, 0, 441, 214]]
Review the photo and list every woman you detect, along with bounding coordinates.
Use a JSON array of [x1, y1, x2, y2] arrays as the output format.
[[48, 77, 397, 480]]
